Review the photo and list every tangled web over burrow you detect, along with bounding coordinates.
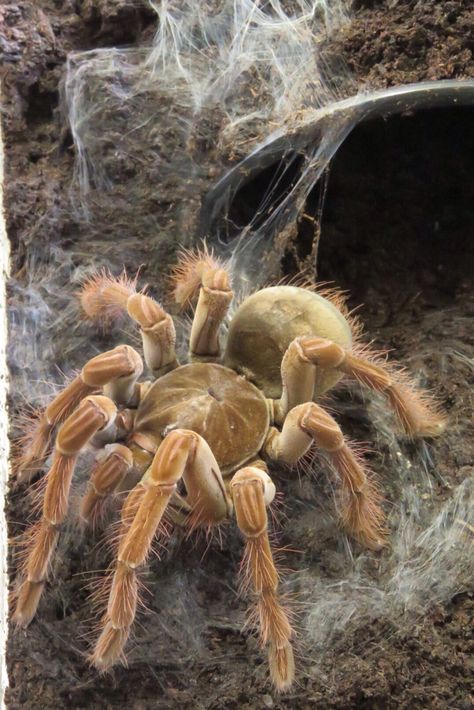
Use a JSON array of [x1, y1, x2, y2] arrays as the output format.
[[9, 1, 474, 661]]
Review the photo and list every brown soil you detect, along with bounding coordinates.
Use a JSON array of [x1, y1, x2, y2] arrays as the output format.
[[3, 1, 474, 709]]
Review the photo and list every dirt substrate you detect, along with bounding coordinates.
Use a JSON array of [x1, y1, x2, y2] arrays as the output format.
[[3, 1, 474, 708]]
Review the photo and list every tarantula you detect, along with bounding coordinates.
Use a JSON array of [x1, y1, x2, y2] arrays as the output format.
[[12, 248, 445, 691]]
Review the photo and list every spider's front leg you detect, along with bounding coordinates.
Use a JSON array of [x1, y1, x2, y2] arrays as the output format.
[[13, 395, 119, 626], [230, 465, 295, 692], [265, 403, 386, 550], [17, 345, 143, 483], [278, 336, 446, 438], [91, 429, 232, 669]]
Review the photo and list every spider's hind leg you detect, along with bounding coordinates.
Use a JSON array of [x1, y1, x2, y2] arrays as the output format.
[[230, 464, 295, 693], [279, 336, 446, 438], [265, 402, 386, 550]]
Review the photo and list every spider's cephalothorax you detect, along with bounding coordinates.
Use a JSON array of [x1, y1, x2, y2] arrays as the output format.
[[12, 248, 446, 692], [134, 362, 270, 474]]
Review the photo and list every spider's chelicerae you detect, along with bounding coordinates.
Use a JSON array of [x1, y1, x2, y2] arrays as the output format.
[[12, 248, 445, 691]]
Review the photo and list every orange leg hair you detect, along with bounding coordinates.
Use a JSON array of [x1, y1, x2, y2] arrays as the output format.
[[279, 336, 446, 438], [17, 345, 143, 483], [80, 272, 179, 377], [13, 395, 118, 626], [91, 429, 232, 670], [265, 402, 386, 550], [79, 443, 134, 527], [171, 246, 233, 360], [230, 465, 295, 693]]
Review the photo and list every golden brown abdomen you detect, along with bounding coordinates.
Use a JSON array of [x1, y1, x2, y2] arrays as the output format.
[[224, 285, 353, 399]]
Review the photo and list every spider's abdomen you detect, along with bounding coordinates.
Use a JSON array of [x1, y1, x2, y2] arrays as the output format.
[[224, 285, 353, 399], [134, 363, 269, 473]]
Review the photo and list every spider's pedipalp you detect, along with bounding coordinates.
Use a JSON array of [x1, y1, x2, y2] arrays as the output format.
[[231, 465, 295, 692], [79, 269, 179, 377], [264, 402, 386, 550], [79, 268, 139, 327], [13, 395, 118, 627], [171, 246, 233, 360]]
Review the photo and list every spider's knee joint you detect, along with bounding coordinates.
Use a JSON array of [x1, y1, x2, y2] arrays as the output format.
[[81, 346, 143, 387], [299, 403, 344, 452], [126, 293, 167, 327], [298, 336, 346, 368], [231, 467, 276, 537]]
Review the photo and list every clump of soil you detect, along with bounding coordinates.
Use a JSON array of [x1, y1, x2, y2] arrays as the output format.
[[3, 2, 474, 709], [336, 0, 474, 87]]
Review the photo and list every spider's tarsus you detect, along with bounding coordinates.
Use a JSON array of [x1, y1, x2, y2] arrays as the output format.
[[80, 269, 138, 327], [269, 642, 295, 693], [90, 622, 129, 671], [12, 580, 44, 628]]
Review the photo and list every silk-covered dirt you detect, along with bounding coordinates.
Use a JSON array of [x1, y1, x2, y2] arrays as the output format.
[[3, 1, 474, 708]]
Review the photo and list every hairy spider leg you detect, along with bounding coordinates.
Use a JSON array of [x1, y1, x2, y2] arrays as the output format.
[[79, 443, 134, 527], [91, 429, 232, 670], [278, 336, 446, 437], [13, 395, 118, 626], [230, 465, 295, 692], [265, 402, 386, 550], [17, 345, 143, 483]]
